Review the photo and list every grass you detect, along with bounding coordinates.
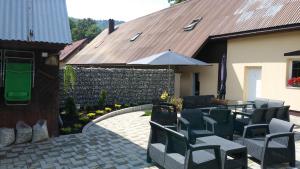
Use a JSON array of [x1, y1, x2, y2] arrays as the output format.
[[142, 110, 152, 116]]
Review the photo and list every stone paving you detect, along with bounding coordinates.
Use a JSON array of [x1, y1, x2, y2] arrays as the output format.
[[0, 111, 300, 169]]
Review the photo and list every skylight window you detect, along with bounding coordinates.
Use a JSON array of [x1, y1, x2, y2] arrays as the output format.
[[130, 32, 142, 42], [183, 17, 203, 31]]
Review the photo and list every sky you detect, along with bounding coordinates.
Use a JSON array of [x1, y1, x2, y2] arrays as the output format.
[[66, 0, 170, 22]]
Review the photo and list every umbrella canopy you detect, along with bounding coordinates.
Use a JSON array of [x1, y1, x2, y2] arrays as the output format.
[[218, 53, 227, 99], [127, 50, 210, 66]]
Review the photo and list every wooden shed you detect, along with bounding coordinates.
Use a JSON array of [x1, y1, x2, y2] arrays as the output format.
[[0, 0, 72, 136]]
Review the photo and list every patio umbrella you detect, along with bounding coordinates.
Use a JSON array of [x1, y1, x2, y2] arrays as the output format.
[[218, 53, 227, 99], [128, 49, 210, 92]]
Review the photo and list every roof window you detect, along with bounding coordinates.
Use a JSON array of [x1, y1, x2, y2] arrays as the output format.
[[130, 32, 142, 42], [184, 17, 203, 31]]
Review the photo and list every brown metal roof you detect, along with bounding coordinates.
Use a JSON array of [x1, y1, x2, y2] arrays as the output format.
[[68, 0, 300, 65], [59, 39, 88, 61]]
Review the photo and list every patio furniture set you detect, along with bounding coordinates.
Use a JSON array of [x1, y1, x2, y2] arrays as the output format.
[[147, 96, 295, 169]]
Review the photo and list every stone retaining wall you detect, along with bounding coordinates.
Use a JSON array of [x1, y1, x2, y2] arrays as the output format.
[[60, 67, 174, 106]]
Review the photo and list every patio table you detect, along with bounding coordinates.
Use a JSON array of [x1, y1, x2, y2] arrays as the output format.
[[197, 136, 247, 169], [224, 100, 254, 113]]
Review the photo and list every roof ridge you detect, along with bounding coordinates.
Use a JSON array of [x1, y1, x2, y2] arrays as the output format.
[[120, 0, 197, 25]]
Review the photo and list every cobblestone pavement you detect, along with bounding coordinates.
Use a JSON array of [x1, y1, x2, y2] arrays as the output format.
[[0, 111, 300, 169]]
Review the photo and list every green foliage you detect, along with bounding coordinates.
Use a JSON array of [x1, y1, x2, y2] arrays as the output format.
[[142, 110, 152, 116], [87, 113, 96, 119], [79, 116, 90, 124], [65, 97, 77, 116], [60, 127, 72, 134], [114, 104, 122, 109], [73, 123, 83, 129], [160, 91, 169, 101], [96, 20, 124, 30], [69, 17, 102, 41], [96, 110, 105, 115], [98, 90, 107, 108], [78, 112, 84, 117], [168, 96, 183, 112], [64, 65, 77, 93], [105, 107, 112, 112], [124, 104, 130, 108]]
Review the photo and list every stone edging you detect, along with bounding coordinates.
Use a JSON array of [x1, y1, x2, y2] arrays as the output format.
[[82, 104, 153, 133]]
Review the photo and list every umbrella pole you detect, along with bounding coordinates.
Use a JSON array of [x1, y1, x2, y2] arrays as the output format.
[[168, 65, 170, 94]]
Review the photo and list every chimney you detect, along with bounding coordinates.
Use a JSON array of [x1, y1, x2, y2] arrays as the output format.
[[108, 19, 115, 34]]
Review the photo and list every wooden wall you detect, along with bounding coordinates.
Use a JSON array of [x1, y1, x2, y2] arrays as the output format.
[[0, 41, 64, 136]]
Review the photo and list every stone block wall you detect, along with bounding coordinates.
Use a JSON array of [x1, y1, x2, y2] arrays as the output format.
[[60, 67, 174, 106]]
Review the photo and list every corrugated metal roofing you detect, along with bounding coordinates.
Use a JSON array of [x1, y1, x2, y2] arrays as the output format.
[[68, 0, 300, 65], [59, 39, 88, 61], [0, 0, 71, 44]]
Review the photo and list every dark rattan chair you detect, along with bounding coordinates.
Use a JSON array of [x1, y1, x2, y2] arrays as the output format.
[[151, 105, 177, 129], [242, 118, 295, 169], [182, 95, 215, 109], [234, 108, 266, 134], [178, 109, 213, 143], [276, 105, 290, 122], [164, 127, 222, 169], [147, 121, 168, 166], [205, 109, 234, 140]]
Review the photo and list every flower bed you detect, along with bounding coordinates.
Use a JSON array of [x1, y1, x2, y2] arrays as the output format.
[[288, 77, 300, 87], [59, 103, 132, 135]]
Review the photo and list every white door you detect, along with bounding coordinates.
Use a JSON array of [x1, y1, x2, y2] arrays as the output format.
[[246, 68, 262, 101]]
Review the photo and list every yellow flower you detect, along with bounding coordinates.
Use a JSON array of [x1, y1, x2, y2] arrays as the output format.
[[160, 91, 169, 100]]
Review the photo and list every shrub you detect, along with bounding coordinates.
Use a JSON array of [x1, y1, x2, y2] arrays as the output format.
[[65, 97, 77, 116], [114, 104, 122, 109], [96, 110, 105, 115], [78, 112, 84, 117], [124, 104, 130, 108], [60, 127, 72, 134], [79, 116, 90, 124], [160, 91, 169, 101], [87, 113, 96, 119], [105, 107, 112, 112], [98, 90, 107, 108], [73, 123, 83, 129], [168, 96, 183, 112], [63, 65, 76, 93], [142, 110, 152, 116]]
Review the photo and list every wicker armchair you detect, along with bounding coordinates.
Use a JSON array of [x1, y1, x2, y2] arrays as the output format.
[[234, 108, 266, 134], [182, 95, 215, 109], [242, 118, 295, 169], [276, 106, 290, 121], [147, 121, 168, 166], [151, 105, 177, 130], [206, 109, 234, 140], [164, 127, 222, 169], [178, 109, 213, 143]]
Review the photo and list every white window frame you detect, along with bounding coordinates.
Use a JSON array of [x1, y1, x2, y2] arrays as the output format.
[[287, 58, 300, 87]]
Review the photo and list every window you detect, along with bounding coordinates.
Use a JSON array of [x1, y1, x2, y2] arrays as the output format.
[[291, 61, 300, 78], [130, 32, 142, 42], [287, 60, 300, 87], [183, 17, 203, 31]]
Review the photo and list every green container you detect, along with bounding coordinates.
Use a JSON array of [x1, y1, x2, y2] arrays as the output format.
[[4, 62, 32, 101]]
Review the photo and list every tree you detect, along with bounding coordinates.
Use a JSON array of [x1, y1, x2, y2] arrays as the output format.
[[69, 17, 101, 41], [63, 65, 77, 94], [168, 0, 186, 4]]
